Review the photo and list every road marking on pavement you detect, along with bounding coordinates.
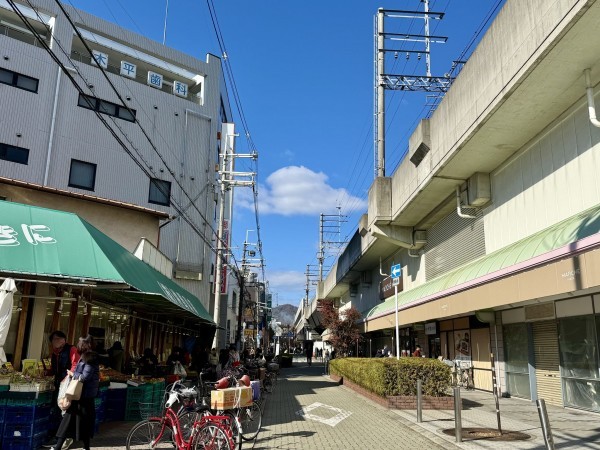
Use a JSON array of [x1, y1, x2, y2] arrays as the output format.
[[296, 402, 352, 427]]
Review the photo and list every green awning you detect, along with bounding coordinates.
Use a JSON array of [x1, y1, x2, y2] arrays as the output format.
[[366, 203, 600, 319], [0, 201, 213, 324]]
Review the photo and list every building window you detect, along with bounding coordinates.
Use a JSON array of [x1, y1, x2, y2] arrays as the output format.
[[68, 159, 97, 191], [77, 93, 136, 123], [149, 178, 171, 206], [0, 143, 29, 165], [0, 67, 38, 93]]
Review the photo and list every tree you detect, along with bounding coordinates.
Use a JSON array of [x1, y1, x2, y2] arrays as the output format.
[[320, 301, 362, 356]]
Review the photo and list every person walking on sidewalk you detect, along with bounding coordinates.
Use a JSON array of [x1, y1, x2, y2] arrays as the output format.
[[51, 335, 100, 450], [44, 331, 79, 449]]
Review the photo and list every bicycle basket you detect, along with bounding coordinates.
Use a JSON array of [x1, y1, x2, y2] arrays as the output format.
[[138, 402, 162, 420]]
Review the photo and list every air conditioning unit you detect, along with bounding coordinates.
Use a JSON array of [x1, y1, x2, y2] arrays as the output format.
[[413, 230, 427, 245], [467, 172, 491, 207]]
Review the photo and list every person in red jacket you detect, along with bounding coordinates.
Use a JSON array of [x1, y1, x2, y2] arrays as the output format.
[[413, 345, 422, 357]]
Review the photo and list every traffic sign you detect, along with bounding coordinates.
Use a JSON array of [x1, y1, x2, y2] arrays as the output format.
[[392, 277, 400, 286], [391, 264, 402, 278]]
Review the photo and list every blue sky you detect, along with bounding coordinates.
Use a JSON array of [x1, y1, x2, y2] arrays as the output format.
[[66, 0, 504, 306]]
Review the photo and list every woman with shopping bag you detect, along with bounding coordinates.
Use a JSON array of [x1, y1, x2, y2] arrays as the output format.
[[50, 335, 99, 450]]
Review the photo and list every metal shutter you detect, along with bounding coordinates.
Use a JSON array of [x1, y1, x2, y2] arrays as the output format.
[[532, 321, 563, 406], [423, 209, 486, 280]]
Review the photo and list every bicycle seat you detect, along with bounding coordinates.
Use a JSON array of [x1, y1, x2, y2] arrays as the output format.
[[194, 403, 211, 413]]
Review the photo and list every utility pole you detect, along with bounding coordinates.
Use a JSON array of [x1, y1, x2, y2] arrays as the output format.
[[212, 124, 256, 350], [375, 1, 450, 178], [238, 230, 262, 351], [318, 210, 347, 281]]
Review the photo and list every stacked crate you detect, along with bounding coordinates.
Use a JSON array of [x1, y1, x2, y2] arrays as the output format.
[[2, 391, 52, 450], [152, 381, 165, 408], [105, 387, 127, 421], [125, 384, 153, 421], [0, 386, 8, 449], [94, 386, 108, 433]]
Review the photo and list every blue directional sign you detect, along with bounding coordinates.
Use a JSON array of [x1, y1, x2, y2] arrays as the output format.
[[391, 264, 402, 278]]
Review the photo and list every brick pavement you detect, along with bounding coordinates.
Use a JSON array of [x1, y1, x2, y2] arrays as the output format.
[[88, 360, 455, 450], [75, 361, 600, 449], [254, 361, 453, 450]]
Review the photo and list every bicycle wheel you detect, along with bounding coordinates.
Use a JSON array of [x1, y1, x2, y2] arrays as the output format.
[[193, 422, 234, 450], [179, 410, 200, 441], [240, 401, 262, 441], [126, 418, 174, 449]]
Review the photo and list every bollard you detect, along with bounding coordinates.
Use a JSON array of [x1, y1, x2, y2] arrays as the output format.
[[536, 399, 555, 450], [454, 386, 462, 443], [416, 379, 423, 423]]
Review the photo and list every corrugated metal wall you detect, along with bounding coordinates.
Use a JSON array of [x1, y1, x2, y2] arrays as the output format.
[[423, 209, 486, 280]]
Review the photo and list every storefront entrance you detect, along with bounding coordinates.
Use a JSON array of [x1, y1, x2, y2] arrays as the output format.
[[532, 320, 562, 406]]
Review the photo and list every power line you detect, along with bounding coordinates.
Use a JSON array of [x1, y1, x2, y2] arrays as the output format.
[[7, 0, 244, 276]]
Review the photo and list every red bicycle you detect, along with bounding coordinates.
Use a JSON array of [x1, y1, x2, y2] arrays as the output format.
[[126, 382, 235, 450]]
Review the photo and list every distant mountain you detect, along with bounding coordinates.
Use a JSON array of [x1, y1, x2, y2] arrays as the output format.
[[272, 304, 297, 326]]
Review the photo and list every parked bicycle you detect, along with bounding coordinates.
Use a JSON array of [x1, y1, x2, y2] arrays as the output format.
[[177, 373, 263, 449], [126, 381, 235, 450]]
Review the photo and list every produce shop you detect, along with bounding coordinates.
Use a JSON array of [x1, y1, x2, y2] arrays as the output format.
[[0, 202, 216, 449]]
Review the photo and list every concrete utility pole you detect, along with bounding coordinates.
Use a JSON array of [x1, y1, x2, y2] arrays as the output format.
[[238, 230, 262, 350], [375, 1, 451, 178], [212, 124, 256, 350]]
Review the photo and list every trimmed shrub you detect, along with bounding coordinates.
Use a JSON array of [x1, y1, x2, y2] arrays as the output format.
[[330, 357, 451, 397]]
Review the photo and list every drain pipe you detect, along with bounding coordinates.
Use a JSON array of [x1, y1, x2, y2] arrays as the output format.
[[456, 186, 477, 219], [584, 69, 600, 128]]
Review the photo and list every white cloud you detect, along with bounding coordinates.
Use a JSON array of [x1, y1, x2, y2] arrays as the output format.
[[267, 270, 305, 292], [236, 165, 367, 216]]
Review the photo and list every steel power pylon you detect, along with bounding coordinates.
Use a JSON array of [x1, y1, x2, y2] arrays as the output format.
[[374, 0, 452, 178], [317, 209, 347, 282]]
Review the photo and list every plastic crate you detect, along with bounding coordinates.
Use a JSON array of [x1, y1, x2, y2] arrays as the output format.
[[126, 385, 153, 402], [6, 390, 52, 406], [4, 417, 49, 440], [106, 388, 127, 401], [2, 431, 47, 450], [124, 409, 142, 421], [4, 405, 51, 424]]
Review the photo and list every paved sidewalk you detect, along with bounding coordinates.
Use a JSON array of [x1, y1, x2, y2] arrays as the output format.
[[390, 386, 600, 449], [254, 362, 450, 450], [82, 360, 600, 449]]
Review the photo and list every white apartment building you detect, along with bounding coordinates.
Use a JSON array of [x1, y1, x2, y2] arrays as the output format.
[[0, 0, 233, 322]]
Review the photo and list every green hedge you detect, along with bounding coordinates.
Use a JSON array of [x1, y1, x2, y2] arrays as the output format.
[[329, 357, 451, 397]]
